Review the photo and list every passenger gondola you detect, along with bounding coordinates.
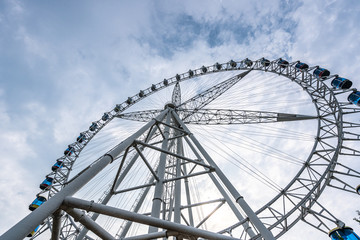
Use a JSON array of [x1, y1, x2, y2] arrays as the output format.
[[348, 91, 360, 106], [163, 79, 168, 86], [295, 62, 309, 70], [64, 146, 75, 156], [89, 122, 98, 131], [260, 58, 270, 67], [102, 113, 109, 121], [244, 58, 253, 67], [77, 133, 86, 143], [329, 227, 360, 240], [201, 66, 207, 73], [52, 160, 63, 171], [188, 69, 194, 77], [40, 177, 54, 190], [215, 62, 222, 70], [313, 67, 330, 79], [331, 76, 353, 89], [29, 196, 47, 211], [114, 104, 121, 112], [277, 58, 289, 68], [27, 225, 40, 238]]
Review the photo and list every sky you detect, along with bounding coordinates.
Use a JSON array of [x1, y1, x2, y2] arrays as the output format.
[[0, 0, 360, 239]]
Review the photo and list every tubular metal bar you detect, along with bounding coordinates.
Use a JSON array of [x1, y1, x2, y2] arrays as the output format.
[[172, 110, 275, 240], [149, 112, 171, 233], [120, 138, 179, 238], [63, 197, 239, 240], [77, 126, 159, 240], [182, 161, 194, 227], [133, 144, 159, 181], [195, 201, 225, 228], [183, 135, 256, 238], [65, 208, 115, 240], [51, 210, 62, 240], [0, 109, 169, 240], [119, 177, 154, 238], [135, 141, 213, 169], [142, 199, 225, 216], [162, 169, 214, 183], [113, 182, 155, 195], [122, 230, 177, 240], [179, 109, 317, 125], [174, 135, 182, 224]]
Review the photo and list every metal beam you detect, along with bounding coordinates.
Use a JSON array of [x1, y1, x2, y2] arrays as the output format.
[[149, 112, 171, 233], [51, 210, 62, 240], [134, 144, 159, 181], [122, 230, 177, 240], [0, 109, 169, 240], [76, 126, 159, 240], [183, 136, 256, 238], [135, 141, 213, 169], [65, 208, 115, 240], [181, 109, 317, 125], [63, 197, 239, 240], [172, 109, 275, 240]]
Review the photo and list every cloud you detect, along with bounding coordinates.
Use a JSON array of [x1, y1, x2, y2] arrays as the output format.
[[1, 0, 360, 238]]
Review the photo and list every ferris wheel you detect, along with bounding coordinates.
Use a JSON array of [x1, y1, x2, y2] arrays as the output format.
[[2, 57, 360, 240]]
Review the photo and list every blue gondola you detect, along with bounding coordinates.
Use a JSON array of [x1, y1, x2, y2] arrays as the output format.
[[77, 133, 86, 143], [52, 160, 63, 171], [64, 146, 75, 156], [313, 67, 330, 79], [295, 62, 309, 70], [102, 113, 109, 121], [260, 58, 270, 67], [356, 184, 360, 195], [188, 69, 194, 77], [139, 90, 145, 97], [244, 58, 253, 67], [229, 60, 237, 68], [126, 97, 133, 104], [215, 62, 222, 70], [89, 122, 97, 131], [348, 91, 360, 106], [163, 79, 168, 86], [40, 177, 54, 190], [27, 225, 40, 238], [29, 196, 47, 211], [329, 227, 360, 240], [201, 66, 207, 73], [277, 58, 289, 68], [331, 77, 353, 89], [114, 104, 121, 112]]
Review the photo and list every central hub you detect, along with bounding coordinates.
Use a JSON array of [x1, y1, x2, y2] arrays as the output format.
[[164, 102, 176, 109]]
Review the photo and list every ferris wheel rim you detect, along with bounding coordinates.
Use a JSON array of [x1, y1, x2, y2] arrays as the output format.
[[36, 57, 354, 239]]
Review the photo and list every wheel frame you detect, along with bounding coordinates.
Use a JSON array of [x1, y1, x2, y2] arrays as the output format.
[[33, 57, 356, 239]]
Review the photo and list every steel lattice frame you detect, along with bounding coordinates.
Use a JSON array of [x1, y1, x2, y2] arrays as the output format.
[[2, 58, 360, 240]]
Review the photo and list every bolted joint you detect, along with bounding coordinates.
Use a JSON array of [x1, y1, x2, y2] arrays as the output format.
[[104, 153, 114, 163]]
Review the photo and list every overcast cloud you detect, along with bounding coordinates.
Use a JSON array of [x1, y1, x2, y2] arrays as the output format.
[[0, 0, 359, 239]]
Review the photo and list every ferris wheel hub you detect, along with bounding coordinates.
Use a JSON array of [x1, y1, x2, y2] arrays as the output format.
[[164, 102, 176, 109]]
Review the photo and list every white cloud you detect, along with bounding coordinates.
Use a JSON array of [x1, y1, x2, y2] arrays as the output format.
[[1, 0, 360, 238]]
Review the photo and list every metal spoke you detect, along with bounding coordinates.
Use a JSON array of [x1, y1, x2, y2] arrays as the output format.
[[178, 69, 251, 112], [180, 109, 318, 125], [118, 108, 317, 125]]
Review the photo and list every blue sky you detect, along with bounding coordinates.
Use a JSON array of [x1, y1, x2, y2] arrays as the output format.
[[1, 0, 360, 239]]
